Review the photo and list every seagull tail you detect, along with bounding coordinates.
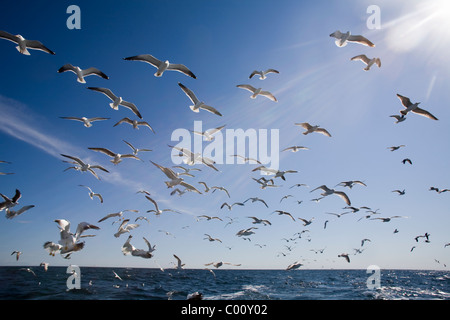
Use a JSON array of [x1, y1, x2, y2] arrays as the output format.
[[17, 46, 30, 55], [189, 105, 200, 113]]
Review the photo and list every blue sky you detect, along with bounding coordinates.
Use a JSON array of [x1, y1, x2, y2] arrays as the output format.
[[1, 0, 450, 271]]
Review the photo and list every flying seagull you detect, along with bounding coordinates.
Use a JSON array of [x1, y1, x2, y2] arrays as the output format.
[[252, 166, 297, 180], [272, 210, 296, 222], [5, 205, 35, 219], [0, 30, 55, 55], [87, 87, 142, 119], [173, 254, 185, 269], [98, 209, 139, 223], [79, 185, 103, 203], [204, 234, 222, 243], [205, 261, 241, 268], [282, 146, 309, 152], [59, 116, 110, 128], [11, 251, 22, 261], [402, 158, 412, 165], [310, 185, 351, 205], [220, 202, 244, 210], [191, 125, 226, 141], [114, 117, 155, 133], [0, 189, 21, 211], [178, 82, 222, 116], [387, 145, 406, 152], [114, 219, 139, 238], [236, 84, 277, 101], [231, 154, 261, 164], [61, 154, 109, 179], [298, 217, 314, 226], [53, 219, 100, 254], [122, 235, 155, 259], [350, 55, 381, 71], [247, 216, 271, 226], [122, 140, 152, 155], [338, 253, 351, 263], [330, 30, 375, 47], [57, 64, 109, 83], [392, 189, 406, 195], [371, 216, 408, 222], [150, 161, 202, 193], [396, 94, 438, 120], [390, 114, 406, 123], [295, 122, 331, 137], [335, 180, 366, 189], [244, 197, 269, 208], [88, 147, 141, 165], [249, 69, 279, 80], [123, 54, 196, 78]]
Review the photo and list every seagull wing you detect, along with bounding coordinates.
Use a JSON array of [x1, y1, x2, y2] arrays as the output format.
[[113, 117, 133, 127], [61, 154, 85, 166], [200, 105, 222, 116], [82, 67, 109, 79], [396, 94, 412, 108], [350, 54, 370, 64], [120, 101, 142, 119], [249, 70, 261, 79], [178, 82, 199, 105], [236, 84, 257, 93], [334, 191, 351, 205], [259, 90, 278, 102], [412, 107, 438, 120], [98, 212, 120, 222], [24, 39, 55, 54], [87, 87, 117, 101], [347, 35, 375, 47], [88, 147, 116, 157], [123, 54, 162, 67], [167, 63, 196, 79], [150, 161, 179, 180], [145, 195, 160, 213], [316, 128, 332, 137], [179, 181, 202, 194], [295, 122, 312, 130], [0, 30, 19, 43], [58, 64, 77, 74]]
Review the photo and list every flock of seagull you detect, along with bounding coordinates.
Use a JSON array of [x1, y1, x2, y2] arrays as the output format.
[[0, 21, 448, 279]]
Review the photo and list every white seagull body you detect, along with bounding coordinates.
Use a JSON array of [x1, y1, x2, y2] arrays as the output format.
[[79, 185, 103, 203], [122, 235, 155, 259], [178, 82, 222, 116], [350, 55, 381, 71], [124, 54, 196, 78], [61, 154, 109, 179], [0, 30, 55, 55], [58, 64, 109, 83], [114, 117, 155, 133], [396, 94, 438, 120], [114, 219, 139, 238], [87, 87, 142, 119], [236, 84, 277, 102], [173, 254, 185, 269], [330, 30, 375, 47], [123, 140, 152, 155]]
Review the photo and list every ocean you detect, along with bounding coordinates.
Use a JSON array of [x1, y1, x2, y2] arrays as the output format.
[[0, 266, 449, 300]]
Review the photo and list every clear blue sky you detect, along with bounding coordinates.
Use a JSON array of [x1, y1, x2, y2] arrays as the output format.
[[1, 0, 449, 271]]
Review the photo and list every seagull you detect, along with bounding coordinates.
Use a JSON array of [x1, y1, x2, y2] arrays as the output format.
[[392, 189, 406, 195], [282, 146, 309, 152], [61, 154, 109, 179], [310, 185, 351, 205], [247, 216, 272, 226], [220, 202, 244, 210], [280, 195, 293, 203], [191, 125, 226, 141], [122, 140, 152, 156], [88, 147, 141, 165], [252, 177, 279, 189], [286, 261, 303, 270], [5, 205, 35, 219], [290, 183, 308, 189], [335, 181, 366, 189], [324, 220, 329, 229], [98, 209, 139, 223], [236, 227, 258, 237], [329, 30, 375, 47], [114, 219, 139, 238], [122, 235, 155, 259], [231, 154, 261, 164], [325, 212, 350, 218], [402, 158, 412, 165], [212, 186, 231, 198], [361, 239, 371, 247], [236, 84, 277, 101], [0, 189, 21, 211], [204, 234, 222, 243], [338, 253, 351, 263], [252, 166, 297, 181], [57, 64, 109, 83], [197, 215, 223, 222], [150, 161, 202, 192], [145, 196, 181, 215], [396, 94, 438, 120], [169, 145, 219, 171], [178, 82, 222, 115], [79, 185, 103, 203], [87, 87, 142, 119], [298, 217, 314, 226], [11, 251, 22, 261], [43, 241, 62, 256], [249, 69, 280, 80], [390, 114, 407, 123], [40, 262, 49, 272], [295, 122, 331, 137], [370, 216, 408, 222], [114, 117, 155, 133], [350, 55, 381, 71], [272, 210, 296, 222], [112, 270, 123, 281], [429, 187, 450, 194], [53, 219, 100, 254], [0, 30, 55, 55], [123, 54, 196, 78], [59, 116, 110, 128], [173, 254, 185, 269], [387, 145, 406, 152], [244, 197, 269, 208], [205, 261, 241, 268], [20, 267, 37, 277]]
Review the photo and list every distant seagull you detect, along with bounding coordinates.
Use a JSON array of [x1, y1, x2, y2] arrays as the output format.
[[231, 154, 261, 164], [252, 177, 279, 189], [11, 251, 22, 261], [173, 254, 185, 269], [397, 94, 438, 120], [252, 166, 297, 181], [59, 116, 110, 128], [145, 195, 180, 215], [236, 227, 258, 237], [0, 189, 21, 211], [61, 154, 110, 179], [286, 261, 303, 270], [282, 146, 309, 152], [20, 267, 36, 277], [387, 145, 406, 152], [220, 202, 244, 210], [40, 262, 49, 272], [122, 235, 155, 259], [350, 55, 381, 71], [236, 84, 277, 102], [0, 30, 55, 55], [112, 270, 123, 281], [393, 229, 399, 234], [410, 246, 416, 252], [5, 205, 35, 219], [338, 253, 351, 263], [204, 234, 222, 243], [197, 215, 223, 222], [114, 219, 139, 238], [325, 212, 350, 218], [335, 180, 366, 189], [57, 64, 109, 83], [0, 172, 14, 176], [79, 185, 103, 203], [178, 82, 222, 116], [249, 69, 280, 80], [390, 114, 406, 123], [122, 140, 152, 156], [310, 185, 351, 205], [371, 216, 407, 222], [247, 216, 272, 226], [290, 183, 308, 189], [280, 195, 293, 203], [361, 239, 371, 247], [295, 122, 331, 137], [150, 161, 202, 192], [114, 117, 155, 133], [205, 261, 241, 268], [123, 54, 196, 78], [429, 187, 449, 194], [198, 182, 211, 193], [244, 197, 269, 208], [98, 209, 139, 223], [272, 210, 296, 222], [324, 220, 329, 229], [169, 145, 219, 171], [212, 186, 231, 198], [298, 217, 314, 226], [329, 30, 375, 47], [402, 158, 412, 165], [191, 125, 226, 141], [88, 147, 141, 165], [392, 189, 406, 195], [87, 87, 142, 119]]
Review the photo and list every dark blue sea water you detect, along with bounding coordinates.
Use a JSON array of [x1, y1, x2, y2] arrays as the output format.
[[0, 267, 449, 300]]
